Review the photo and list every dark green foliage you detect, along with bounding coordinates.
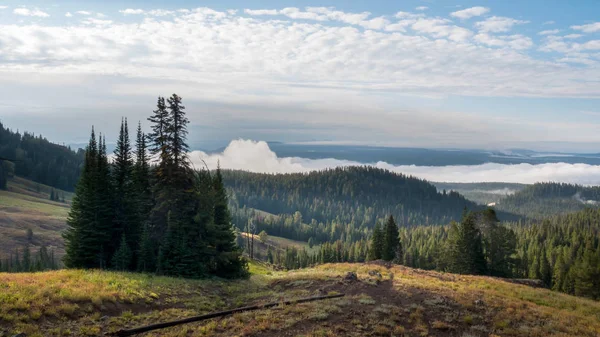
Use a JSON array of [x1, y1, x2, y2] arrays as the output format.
[[112, 234, 133, 272], [63, 94, 246, 279], [0, 160, 7, 190], [137, 223, 156, 272], [368, 222, 384, 260], [111, 119, 138, 268], [63, 128, 113, 269], [382, 215, 402, 262], [0, 121, 84, 191], [224, 168, 518, 245], [497, 182, 600, 218], [1, 245, 59, 272], [445, 212, 487, 275]]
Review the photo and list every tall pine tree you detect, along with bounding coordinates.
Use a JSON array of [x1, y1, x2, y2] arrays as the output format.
[[382, 215, 402, 263]]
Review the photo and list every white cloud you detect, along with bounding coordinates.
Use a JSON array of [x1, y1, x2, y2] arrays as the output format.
[[475, 33, 533, 50], [244, 9, 279, 16], [543, 21, 555, 25], [13, 7, 50, 18], [415, 6, 428, 11], [0, 6, 8, 10], [564, 34, 583, 39], [81, 18, 113, 26], [475, 16, 528, 33], [450, 6, 489, 20], [539, 29, 559, 35], [411, 18, 473, 42], [75, 11, 91, 16], [0, 5, 599, 104], [191, 139, 600, 185], [572, 22, 600, 33], [65, 12, 73, 17], [119, 9, 145, 15]]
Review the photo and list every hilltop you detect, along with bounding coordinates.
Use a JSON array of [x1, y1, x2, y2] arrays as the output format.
[[495, 182, 600, 218], [1, 262, 600, 336]]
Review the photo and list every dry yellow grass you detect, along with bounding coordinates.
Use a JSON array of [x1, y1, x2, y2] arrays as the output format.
[[1, 262, 600, 336]]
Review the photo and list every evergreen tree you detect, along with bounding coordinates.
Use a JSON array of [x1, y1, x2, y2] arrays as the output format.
[[137, 223, 156, 273], [112, 234, 133, 272], [382, 215, 402, 263], [368, 222, 384, 260], [63, 128, 103, 268], [210, 165, 247, 278], [111, 118, 137, 269], [446, 212, 487, 275], [0, 161, 7, 190], [133, 121, 153, 233]]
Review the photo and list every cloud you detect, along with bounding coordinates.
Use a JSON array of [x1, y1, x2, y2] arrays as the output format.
[[415, 6, 428, 11], [539, 29, 559, 35], [564, 34, 582, 39], [0, 6, 8, 10], [119, 9, 145, 15], [191, 139, 600, 185], [543, 21, 555, 25], [475, 33, 533, 50], [450, 6, 490, 20], [1, 5, 600, 104], [244, 9, 278, 16], [65, 12, 73, 17], [75, 11, 91, 16], [572, 22, 600, 33], [13, 7, 50, 17], [411, 18, 473, 42], [475, 16, 528, 33]]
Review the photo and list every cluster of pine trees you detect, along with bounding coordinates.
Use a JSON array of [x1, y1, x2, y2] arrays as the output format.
[[264, 216, 402, 270], [0, 121, 84, 191], [63, 94, 247, 279], [0, 245, 58, 272]]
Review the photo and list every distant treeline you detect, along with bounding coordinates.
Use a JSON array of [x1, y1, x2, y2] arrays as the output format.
[[224, 168, 521, 245], [496, 182, 600, 218], [1, 245, 59, 273], [63, 94, 246, 279], [0, 121, 84, 191]]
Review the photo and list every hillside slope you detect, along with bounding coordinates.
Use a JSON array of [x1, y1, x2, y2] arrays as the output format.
[[224, 167, 519, 243], [496, 182, 600, 218], [1, 263, 599, 336], [0, 177, 71, 259]]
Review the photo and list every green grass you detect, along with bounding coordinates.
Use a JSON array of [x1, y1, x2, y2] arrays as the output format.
[[2, 263, 600, 336]]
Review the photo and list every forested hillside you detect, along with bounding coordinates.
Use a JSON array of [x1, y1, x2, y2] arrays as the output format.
[[0, 121, 83, 191], [224, 168, 518, 244], [496, 182, 600, 218]]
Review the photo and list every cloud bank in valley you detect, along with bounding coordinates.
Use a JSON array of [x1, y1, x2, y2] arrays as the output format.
[[189, 139, 600, 185]]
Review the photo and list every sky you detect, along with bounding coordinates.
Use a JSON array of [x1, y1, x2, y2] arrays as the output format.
[[0, 0, 599, 153]]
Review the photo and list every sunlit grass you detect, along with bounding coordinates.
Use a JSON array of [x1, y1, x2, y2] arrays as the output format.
[[2, 263, 600, 336]]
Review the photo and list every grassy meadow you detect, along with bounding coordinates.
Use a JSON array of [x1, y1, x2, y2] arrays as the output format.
[[1, 261, 599, 336]]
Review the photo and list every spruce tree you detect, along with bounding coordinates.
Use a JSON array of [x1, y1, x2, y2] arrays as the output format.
[[446, 212, 487, 275], [210, 165, 247, 278], [382, 215, 402, 262], [111, 118, 137, 269], [112, 234, 133, 272], [0, 161, 7, 190], [133, 121, 153, 227], [63, 128, 102, 268], [368, 222, 384, 260]]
